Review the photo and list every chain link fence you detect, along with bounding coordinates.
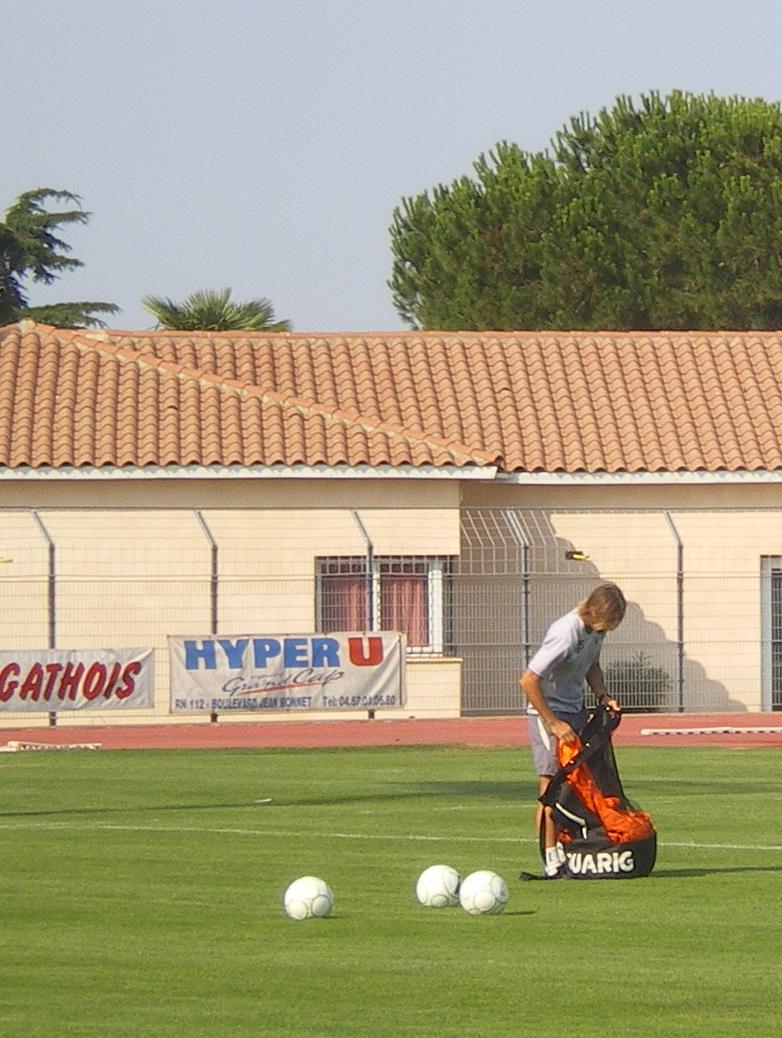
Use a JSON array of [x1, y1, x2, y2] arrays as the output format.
[[0, 506, 776, 719], [455, 507, 771, 715]]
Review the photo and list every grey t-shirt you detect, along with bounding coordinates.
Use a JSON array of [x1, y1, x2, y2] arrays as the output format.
[[526, 609, 604, 714]]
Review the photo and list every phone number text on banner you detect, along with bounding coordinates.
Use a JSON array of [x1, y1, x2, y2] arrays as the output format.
[[0, 648, 154, 712], [168, 632, 406, 713]]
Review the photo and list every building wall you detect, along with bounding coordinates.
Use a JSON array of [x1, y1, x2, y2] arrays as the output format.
[[0, 478, 463, 728], [463, 481, 782, 711], [3, 475, 781, 724]]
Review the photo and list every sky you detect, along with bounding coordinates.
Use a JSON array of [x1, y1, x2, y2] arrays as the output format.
[[6, 0, 782, 334]]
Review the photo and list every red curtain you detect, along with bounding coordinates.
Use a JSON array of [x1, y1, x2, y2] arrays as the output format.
[[322, 562, 430, 647], [381, 570, 428, 646], [323, 574, 367, 631]]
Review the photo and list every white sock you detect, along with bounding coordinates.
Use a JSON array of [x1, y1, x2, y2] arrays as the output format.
[[545, 847, 561, 875], [556, 842, 566, 864]]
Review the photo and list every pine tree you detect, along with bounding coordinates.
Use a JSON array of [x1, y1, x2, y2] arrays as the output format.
[[0, 188, 118, 327], [389, 91, 782, 330]]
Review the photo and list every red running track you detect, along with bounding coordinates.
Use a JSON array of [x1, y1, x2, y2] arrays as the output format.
[[1, 712, 782, 750]]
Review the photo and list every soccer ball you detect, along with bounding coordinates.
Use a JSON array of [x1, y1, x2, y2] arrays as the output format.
[[415, 864, 461, 907], [283, 876, 334, 920], [458, 869, 508, 915]]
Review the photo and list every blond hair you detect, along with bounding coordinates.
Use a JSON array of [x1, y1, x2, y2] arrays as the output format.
[[578, 583, 626, 630]]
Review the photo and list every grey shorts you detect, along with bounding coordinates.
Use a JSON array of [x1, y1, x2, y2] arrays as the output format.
[[528, 707, 588, 777]]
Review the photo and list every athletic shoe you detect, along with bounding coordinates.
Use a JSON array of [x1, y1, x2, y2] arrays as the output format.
[[518, 866, 568, 881]]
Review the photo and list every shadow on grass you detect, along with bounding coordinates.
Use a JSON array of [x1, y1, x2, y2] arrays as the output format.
[[0, 801, 273, 818], [636, 780, 775, 797], [0, 780, 532, 818], [652, 865, 782, 878], [282, 780, 529, 807]]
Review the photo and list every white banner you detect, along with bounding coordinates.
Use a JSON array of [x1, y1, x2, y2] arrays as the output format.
[[168, 632, 406, 713], [0, 648, 154, 712]]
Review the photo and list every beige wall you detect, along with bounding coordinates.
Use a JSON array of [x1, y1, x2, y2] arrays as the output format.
[[462, 480, 782, 511], [0, 478, 462, 728], [3, 475, 781, 725], [0, 476, 462, 510], [464, 480, 782, 711], [668, 511, 778, 712]]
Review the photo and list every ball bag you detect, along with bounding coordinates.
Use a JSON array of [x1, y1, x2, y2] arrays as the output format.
[[539, 705, 657, 879]]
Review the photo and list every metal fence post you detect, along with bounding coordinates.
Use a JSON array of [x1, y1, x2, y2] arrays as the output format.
[[351, 510, 376, 718], [664, 511, 685, 712], [195, 510, 219, 722], [505, 511, 531, 665], [351, 510, 375, 630], [31, 510, 57, 727]]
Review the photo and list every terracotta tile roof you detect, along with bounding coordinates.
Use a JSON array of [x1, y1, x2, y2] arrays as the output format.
[[0, 324, 491, 471], [2, 323, 782, 474]]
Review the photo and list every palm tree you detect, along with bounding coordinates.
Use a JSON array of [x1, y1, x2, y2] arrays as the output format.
[[0, 188, 119, 327], [141, 288, 291, 332]]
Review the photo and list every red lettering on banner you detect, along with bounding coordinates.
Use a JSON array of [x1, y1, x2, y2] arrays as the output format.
[[59, 662, 85, 700], [42, 663, 63, 700], [0, 663, 20, 701], [0, 656, 146, 706], [103, 661, 122, 697], [115, 661, 140, 698], [347, 637, 384, 667], [83, 663, 107, 701], [20, 663, 44, 701]]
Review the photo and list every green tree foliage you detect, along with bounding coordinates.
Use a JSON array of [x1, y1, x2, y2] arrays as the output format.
[[141, 288, 292, 332], [0, 188, 118, 328], [389, 91, 782, 330]]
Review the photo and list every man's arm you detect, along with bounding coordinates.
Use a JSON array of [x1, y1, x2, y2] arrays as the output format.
[[519, 668, 579, 746], [586, 661, 620, 711]]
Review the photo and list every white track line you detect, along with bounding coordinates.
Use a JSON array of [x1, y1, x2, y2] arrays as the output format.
[[641, 726, 782, 736], [1, 821, 781, 853]]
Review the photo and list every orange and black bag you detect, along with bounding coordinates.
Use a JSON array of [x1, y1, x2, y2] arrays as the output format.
[[539, 705, 657, 879]]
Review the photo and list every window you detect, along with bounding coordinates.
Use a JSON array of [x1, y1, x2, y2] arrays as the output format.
[[316, 556, 452, 654], [761, 556, 782, 710]]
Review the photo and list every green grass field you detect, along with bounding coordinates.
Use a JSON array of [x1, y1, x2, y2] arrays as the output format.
[[1, 743, 780, 1037]]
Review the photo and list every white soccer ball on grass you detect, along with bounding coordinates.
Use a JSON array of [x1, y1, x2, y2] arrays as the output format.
[[415, 864, 461, 907], [458, 869, 508, 915], [283, 875, 334, 920]]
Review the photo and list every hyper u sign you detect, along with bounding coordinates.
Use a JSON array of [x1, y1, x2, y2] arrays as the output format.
[[168, 632, 406, 713]]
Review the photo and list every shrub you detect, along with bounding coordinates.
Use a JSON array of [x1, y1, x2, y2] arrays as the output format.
[[604, 652, 672, 713]]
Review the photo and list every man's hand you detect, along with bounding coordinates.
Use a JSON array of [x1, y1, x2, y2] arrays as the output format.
[[549, 717, 579, 746]]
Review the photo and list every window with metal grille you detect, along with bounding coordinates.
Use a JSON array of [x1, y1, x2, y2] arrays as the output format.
[[771, 569, 782, 710], [315, 556, 452, 654], [761, 557, 782, 711]]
